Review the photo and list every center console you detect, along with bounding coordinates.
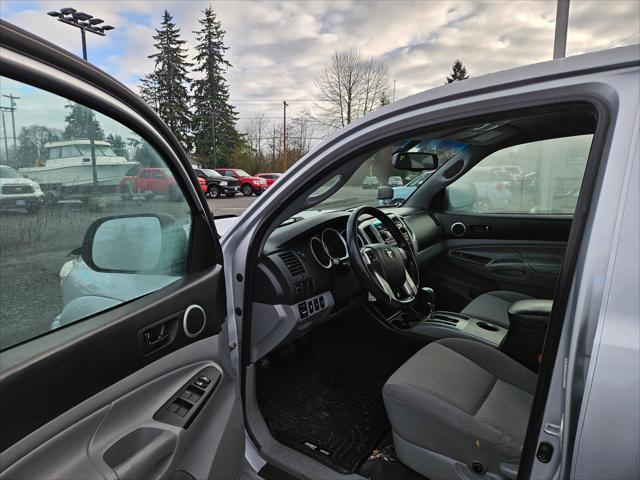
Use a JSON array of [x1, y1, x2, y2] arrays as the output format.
[[390, 310, 508, 347], [386, 290, 552, 372]]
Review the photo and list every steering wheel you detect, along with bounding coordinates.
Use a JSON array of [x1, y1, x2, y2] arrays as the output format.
[[346, 206, 420, 309]]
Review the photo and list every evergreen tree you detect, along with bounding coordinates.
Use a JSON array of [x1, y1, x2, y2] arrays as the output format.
[[445, 59, 470, 84], [63, 102, 105, 140], [144, 10, 193, 151], [105, 134, 128, 158], [191, 6, 238, 167]]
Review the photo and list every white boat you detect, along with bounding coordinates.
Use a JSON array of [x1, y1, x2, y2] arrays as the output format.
[[19, 139, 137, 188]]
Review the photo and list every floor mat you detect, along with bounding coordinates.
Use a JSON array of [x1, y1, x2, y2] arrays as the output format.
[[257, 331, 411, 473], [260, 371, 388, 473]]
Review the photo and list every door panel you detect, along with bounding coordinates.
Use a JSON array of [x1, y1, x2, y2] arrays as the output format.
[[1, 337, 242, 480], [422, 213, 571, 311], [0, 22, 242, 480]]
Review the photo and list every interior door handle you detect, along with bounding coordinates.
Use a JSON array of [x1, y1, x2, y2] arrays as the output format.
[[104, 428, 177, 480], [488, 260, 527, 277]]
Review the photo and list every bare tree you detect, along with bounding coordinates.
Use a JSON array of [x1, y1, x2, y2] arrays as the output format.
[[289, 113, 316, 160], [245, 113, 267, 171], [313, 49, 391, 129]]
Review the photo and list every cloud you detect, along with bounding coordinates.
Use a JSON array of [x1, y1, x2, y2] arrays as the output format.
[[3, 0, 639, 136]]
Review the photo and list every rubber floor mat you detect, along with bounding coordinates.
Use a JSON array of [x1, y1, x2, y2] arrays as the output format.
[[259, 371, 389, 473], [256, 334, 406, 474]]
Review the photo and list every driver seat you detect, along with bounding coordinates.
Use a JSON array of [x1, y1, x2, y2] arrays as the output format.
[[382, 338, 536, 479]]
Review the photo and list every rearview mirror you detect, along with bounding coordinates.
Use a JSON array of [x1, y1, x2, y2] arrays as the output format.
[[392, 152, 438, 171], [82, 214, 188, 274]]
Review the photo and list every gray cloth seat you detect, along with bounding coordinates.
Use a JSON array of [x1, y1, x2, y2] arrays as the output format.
[[383, 338, 537, 479], [461, 290, 533, 328]]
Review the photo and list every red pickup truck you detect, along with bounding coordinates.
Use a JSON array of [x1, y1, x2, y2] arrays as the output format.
[[118, 167, 207, 200], [214, 168, 267, 196]]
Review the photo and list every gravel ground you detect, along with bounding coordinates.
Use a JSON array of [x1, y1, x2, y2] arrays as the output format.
[[0, 193, 260, 350]]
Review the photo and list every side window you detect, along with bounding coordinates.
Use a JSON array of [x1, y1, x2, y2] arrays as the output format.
[[140, 170, 151, 178], [48, 147, 61, 160], [445, 135, 593, 215], [0, 76, 192, 350], [152, 170, 164, 179]]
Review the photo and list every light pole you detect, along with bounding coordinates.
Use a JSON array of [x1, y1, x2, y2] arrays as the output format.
[[47, 8, 114, 62], [47, 8, 114, 190], [553, 0, 570, 59]]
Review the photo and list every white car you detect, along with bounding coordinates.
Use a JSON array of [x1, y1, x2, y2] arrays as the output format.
[[0, 165, 44, 212]]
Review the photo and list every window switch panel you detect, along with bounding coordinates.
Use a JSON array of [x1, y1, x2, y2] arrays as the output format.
[[154, 367, 221, 429]]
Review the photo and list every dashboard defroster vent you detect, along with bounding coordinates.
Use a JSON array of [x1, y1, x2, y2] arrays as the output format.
[[428, 213, 441, 226], [279, 251, 305, 276]]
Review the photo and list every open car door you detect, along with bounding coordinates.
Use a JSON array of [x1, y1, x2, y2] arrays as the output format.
[[0, 21, 243, 480]]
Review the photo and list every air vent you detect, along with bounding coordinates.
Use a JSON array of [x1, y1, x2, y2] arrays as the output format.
[[428, 213, 441, 226], [279, 251, 305, 276]]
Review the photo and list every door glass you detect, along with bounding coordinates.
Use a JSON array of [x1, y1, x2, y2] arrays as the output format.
[[445, 135, 593, 214], [0, 76, 192, 350]]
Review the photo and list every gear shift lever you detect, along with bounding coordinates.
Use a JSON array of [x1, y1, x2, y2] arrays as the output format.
[[420, 287, 435, 319]]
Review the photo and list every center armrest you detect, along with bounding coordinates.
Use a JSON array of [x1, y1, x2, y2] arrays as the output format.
[[508, 299, 553, 330], [502, 299, 553, 371]]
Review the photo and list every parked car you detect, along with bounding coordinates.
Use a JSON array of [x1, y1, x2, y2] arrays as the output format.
[[197, 176, 208, 195], [193, 168, 240, 198], [387, 175, 403, 187], [362, 175, 380, 189], [117, 167, 202, 201], [2, 22, 638, 480], [0, 164, 45, 213], [256, 173, 282, 186], [449, 165, 513, 212], [379, 171, 434, 205], [214, 168, 267, 196]]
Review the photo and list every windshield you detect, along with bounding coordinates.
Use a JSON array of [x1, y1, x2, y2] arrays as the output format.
[[303, 138, 466, 214], [77, 144, 117, 157], [406, 171, 433, 187], [234, 169, 251, 177], [201, 169, 221, 177], [0, 166, 21, 178]]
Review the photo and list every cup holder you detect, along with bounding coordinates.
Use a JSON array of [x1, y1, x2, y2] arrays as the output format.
[[476, 321, 499, 332]]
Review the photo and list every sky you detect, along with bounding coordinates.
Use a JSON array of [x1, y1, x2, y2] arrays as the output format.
[[1, 0, 639, 137]]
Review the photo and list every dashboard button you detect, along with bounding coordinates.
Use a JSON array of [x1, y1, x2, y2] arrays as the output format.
[[314, 298, 320, 310], [319, 296, 325, 308], [308, 301, 314, 314]]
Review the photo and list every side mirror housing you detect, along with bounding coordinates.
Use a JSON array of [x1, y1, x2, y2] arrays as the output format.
[[392, 152, 438, 171], [446, 182, 477, 210], [81, 214, 188, 274]]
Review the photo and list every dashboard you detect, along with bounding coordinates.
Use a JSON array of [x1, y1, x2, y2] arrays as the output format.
[[250, 209, 443, 361]]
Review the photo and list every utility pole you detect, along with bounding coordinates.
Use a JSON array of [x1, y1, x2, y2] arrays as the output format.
[[553, 0, 570, 59], [2, 94, 19, 152], [1, 109, 9, 162], [210, 109, 217, 169], [271, 123, 276, 172], [283, 100, 288, 171]]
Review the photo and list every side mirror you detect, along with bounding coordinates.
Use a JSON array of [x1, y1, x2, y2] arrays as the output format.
[[81, 214, 188, 274], [392, 152, 438, 171], [446, 182, 477, 210], [377, 186, 394, 201]]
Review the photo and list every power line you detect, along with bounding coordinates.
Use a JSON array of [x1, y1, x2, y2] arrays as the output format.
[[230, 98, 330, 103]]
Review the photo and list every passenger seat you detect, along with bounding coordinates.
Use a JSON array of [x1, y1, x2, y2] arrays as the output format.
[[461, 291, 534, 328]]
